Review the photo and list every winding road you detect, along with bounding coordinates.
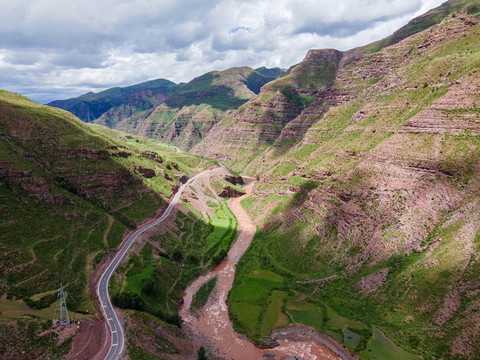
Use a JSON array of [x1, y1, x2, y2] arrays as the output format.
[[97, 167, 218, 360]]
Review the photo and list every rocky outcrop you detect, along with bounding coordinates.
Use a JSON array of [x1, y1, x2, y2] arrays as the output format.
[[0, 162, 70, 204], [218, 185, 244, 198], [192, 49, 344, 162], [67, 171, 143, 198], [225, 176, 244, 185], [176, 174, 189, 184], [141, 151, 163, 163], [64, 149, 110, 160], [136, 166, 156, 178]]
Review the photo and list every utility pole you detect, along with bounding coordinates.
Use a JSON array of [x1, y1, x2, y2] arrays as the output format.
[[57, 284, 70, 327]]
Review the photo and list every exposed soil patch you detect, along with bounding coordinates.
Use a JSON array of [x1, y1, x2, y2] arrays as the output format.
[[66, 317, 110, 360], [357, 268, 389, 294]]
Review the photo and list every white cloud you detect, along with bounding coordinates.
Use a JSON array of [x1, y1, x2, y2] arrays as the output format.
[[0, 0, 446, 103]]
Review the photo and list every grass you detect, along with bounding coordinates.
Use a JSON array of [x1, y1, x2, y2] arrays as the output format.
[[325, 306, 368, 331], [0, 318, 73, 359], [125, 265, 156, 295], [229, 302, 263, 338], [191, 277, 217, 310], [354, 0, 480, 53], [125, 311, 183, 360], [344, 329, 362, 353], [248, 269, 284, 282], [0, 90, 217, 357], [289, 310, 324, 332], [0, 296, 91, 322], [260, 290, 289, 336], [229, 269, 286, 341], [229, 278, 282, 303], [360, 328, 418, 360], [205, 218, 231, 249], [205, 203, 238, 263], [111, 184, 239, 331]]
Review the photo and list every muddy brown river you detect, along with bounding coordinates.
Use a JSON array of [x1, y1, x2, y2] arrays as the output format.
[[180, 178, 342, 360]]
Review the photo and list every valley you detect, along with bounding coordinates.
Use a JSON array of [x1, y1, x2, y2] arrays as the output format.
[[180, 177, 349, 360], [1, 1, 480, 359]]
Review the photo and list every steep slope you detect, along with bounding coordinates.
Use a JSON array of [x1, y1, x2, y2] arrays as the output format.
[[95, 66, 286, 150], [357, 0, 480, 53], [227, 10, 480, 360], [0, 90, 215, 358], [48, 79, 180, 122], [192, 1, 480, 174], [49, 67, 285, 151], [191, 49, 347, 169]]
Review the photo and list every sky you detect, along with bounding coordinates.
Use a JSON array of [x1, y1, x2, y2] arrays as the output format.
[[0, 0, 446, 104]]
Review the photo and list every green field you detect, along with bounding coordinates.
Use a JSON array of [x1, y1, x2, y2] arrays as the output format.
[[229, 270, 286, 342], [191, 277, 217, 310], [360, 328, 418, 360], [229, 276, 282, 303], [125, 266, 156, 295], [260, 290, 289, 336], [289, 310, 324, 331], [111, 183, 239, 328]]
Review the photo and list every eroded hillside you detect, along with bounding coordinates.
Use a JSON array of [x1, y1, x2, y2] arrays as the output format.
[[221, 10, 480, 360], [0, 90, 216, 358], [50, 67, 285, 151]]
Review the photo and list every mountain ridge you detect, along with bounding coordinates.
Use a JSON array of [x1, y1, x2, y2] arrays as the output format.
[[49, 66, 286, 151], [3, 1, 480, 359], [220, 9, 480, 359]]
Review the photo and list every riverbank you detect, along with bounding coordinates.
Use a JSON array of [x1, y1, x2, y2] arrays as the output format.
[[181, 177, 349, 360]]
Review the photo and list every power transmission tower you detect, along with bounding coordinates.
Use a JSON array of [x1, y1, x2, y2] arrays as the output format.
[[57, 284, 70, 327]]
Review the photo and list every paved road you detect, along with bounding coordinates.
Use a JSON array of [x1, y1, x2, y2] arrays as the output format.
[[98, 167, 217, 360]]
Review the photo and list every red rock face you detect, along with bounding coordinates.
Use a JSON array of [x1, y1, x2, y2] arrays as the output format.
[[63, 149, 110, 160], [135, 166, 156, 178], [218, 185, 244, 198], [0, 162, 70, 204], [193, 13, 480, 273], [194, 14, 480, 167]]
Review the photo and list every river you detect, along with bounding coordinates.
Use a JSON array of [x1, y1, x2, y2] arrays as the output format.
[[180, 178, 342, 360]]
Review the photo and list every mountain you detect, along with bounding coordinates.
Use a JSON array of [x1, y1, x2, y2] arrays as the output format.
[[5, 1, 480, 359], [356, 0, 480, 53], [0, 90, 218, 358], [191, 48, 346, 168], [194, 6, 480, 360], [49, 67, 286, 150], [48, 78, 181, 122]]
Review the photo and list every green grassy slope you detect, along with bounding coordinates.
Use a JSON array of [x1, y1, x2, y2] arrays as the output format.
[[48, 79, 180, 122], [0, 90, 215, 357], [190, 49, 343, 169], [93, 67, 286, 151], [48, 67, 285, 151], [109, 173, 244, 359], [356, 0, 480, 53]]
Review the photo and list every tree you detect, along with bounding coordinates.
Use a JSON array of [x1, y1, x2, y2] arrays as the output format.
[[197, 346, 207, 360]]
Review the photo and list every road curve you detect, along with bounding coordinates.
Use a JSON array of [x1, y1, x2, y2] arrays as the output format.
[[98, 167, 217, 360]]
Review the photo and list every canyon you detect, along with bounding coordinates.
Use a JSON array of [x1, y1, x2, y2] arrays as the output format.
[[1, 1, 480, 359]]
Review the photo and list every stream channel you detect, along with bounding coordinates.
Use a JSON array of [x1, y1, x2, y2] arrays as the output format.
[[179, 177, 341, 360]]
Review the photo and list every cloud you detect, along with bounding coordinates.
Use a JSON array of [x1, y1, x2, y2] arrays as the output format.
[[0, 0, 446, 103]]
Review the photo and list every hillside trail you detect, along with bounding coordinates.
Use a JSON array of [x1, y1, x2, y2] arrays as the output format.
[[180, 177, 341, 360]]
